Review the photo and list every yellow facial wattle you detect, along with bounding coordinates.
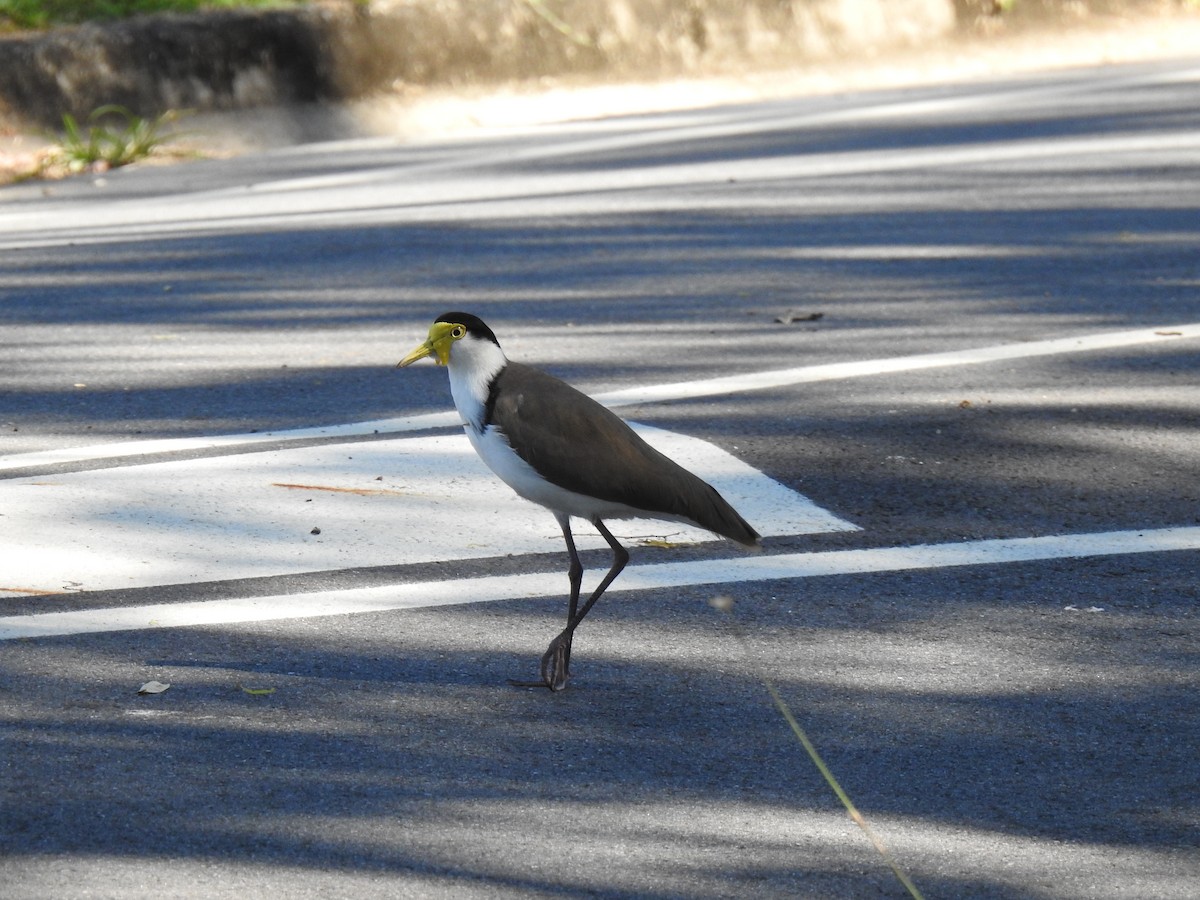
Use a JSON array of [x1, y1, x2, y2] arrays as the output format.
[[397, 320, 464, 368]]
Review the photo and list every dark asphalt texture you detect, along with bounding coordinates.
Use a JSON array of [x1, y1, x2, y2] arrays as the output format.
[[1, 57, 1199, 898]]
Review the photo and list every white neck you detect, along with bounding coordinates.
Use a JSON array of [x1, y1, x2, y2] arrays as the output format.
[[447, 335, 507, 431]]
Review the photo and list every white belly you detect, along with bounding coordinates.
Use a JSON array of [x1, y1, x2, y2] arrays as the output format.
[[465, 424, 645, 522]]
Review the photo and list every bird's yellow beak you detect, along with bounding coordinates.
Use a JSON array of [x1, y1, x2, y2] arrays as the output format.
[[397, 321, 458, 368]]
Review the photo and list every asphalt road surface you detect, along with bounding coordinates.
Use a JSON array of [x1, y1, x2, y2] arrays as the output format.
[[2, 56, 1199, 898]]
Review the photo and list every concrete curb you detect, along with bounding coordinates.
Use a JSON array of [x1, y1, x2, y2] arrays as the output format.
[[0, 0, 956, 129]]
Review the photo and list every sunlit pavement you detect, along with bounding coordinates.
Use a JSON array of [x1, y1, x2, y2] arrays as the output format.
[[2, 56, 1199, 898]]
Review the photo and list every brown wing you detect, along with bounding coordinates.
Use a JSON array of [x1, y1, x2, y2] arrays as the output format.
[[489, 363, 760, 546]]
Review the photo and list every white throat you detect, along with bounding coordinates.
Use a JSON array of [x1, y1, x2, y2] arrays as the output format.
[[446, 335, 507, 431]]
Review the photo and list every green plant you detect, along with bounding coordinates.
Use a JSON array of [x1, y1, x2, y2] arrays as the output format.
[[52, 105, 179, 173], [0, 0, 308, 30]]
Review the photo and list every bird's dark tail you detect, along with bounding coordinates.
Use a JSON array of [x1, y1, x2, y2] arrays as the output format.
[[687, 479, 762, 550]]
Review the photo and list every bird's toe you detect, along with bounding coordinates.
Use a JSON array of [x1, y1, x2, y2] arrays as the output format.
[[539, 635, 572, 691]]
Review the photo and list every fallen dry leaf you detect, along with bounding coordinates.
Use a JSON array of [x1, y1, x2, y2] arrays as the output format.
[[137, 681, 170, 695]]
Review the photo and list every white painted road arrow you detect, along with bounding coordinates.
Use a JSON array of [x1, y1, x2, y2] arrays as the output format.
[[0, 424, 855, 597]]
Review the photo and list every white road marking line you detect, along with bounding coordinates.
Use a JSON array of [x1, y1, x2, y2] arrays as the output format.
[[595, 323, 1200, 407], [3, 526, 1196, 641], [0, 411, 461, 473], [5, 127, 1200, 250], [2, 323, 1196, 473]]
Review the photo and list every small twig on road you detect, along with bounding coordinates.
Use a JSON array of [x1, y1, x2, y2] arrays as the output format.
[[710, 594, 925, 900]]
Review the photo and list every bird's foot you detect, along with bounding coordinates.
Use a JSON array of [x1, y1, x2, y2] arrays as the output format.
[[506, 678, 551, 689], [505, 634, 572, 691], [539, 633, 571, 691]]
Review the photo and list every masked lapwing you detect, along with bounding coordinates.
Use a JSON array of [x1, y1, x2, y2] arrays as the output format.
[[398, 312, 761, 690]]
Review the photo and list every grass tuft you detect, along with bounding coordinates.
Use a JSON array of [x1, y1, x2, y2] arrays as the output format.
[[47, 105, 182, 174]]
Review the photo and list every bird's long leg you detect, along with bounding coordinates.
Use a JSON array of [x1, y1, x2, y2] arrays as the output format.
[[539, 518, 629, 691], [567, 519, 628, 631], [509, 514, 583, 690], [559, 513, 584, 627], [540, 514, 582, 688]]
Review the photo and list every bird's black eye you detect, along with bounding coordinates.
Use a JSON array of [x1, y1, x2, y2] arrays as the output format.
[[451, 325, 466, 339]]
